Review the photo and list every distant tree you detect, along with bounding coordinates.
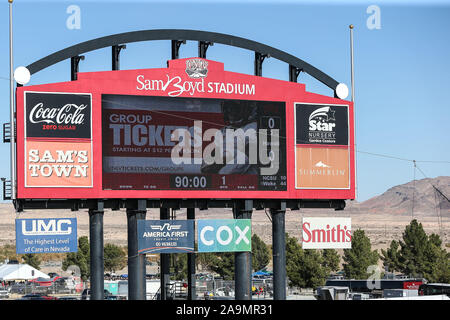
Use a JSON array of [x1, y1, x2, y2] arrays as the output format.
[[380, 240, 402, 273], [343, 229, 379, 279], [322, 249, 341, 274], [389, 220, 450, 282], [171, 254, 187, 281], [210, 253, 235, 280], [427, 243, 450, 283], [286, 233, 328, 288], [104, 243, 126, 273], [397, 219, 429, 277], [196, 248, 237, 280], [0, 244, 20, 263], [22, 253, 41, 270], [62, 236, 90, 281], [251, 234, 270, 272]]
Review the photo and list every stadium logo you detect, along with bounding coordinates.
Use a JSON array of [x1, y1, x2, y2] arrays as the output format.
[[185, 58, 208, 79]]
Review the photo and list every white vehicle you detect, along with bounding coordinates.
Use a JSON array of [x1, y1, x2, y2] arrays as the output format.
[[0, 289, 9, 299]]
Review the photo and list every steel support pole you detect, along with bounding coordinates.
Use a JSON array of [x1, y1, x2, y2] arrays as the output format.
[[89, 201, 104, 300], [112, 45, 126, 71], [8, 0, 16, 200], [271, 203, 286, 300], [198, 41, 212, 59], [187, 208, 196, 300], [70, 55, 84, 81], [127, 200, 147, 300], [159, 207, 170, 300], [171, 40, 185, 60], [234, 200, 253, 300]]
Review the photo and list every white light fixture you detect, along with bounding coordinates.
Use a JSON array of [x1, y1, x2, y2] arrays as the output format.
[[335, 83, 349, 100], [13, 66, 31, 85]]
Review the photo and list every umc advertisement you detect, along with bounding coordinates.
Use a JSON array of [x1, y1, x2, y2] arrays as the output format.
[[15, 218, 78, 254]]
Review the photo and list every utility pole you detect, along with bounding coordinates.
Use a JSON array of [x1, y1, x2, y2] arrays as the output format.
[[9, 0, 16, 200]]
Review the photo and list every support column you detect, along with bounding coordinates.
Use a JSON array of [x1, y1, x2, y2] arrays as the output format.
[[234, 200, 253, 300], [271, 202, 286, 300], [159, 207, 170, 300], [89, 201, 104, 300], [127, 200, 147, 300], [112, 44, 126, 70], [187, 208, 196, 300], [70, 55, 84, 81]]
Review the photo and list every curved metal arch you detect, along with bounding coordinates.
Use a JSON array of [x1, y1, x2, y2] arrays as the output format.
[[26, 29, 340, 92]]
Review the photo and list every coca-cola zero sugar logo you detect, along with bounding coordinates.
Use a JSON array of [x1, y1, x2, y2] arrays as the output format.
[[25, 92, 91, 139]]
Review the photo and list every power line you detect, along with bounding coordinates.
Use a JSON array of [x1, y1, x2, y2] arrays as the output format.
[[357, 150, 450, 164]]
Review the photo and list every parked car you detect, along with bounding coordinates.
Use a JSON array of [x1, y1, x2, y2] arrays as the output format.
[[81, 289, 111, 300], [0, 289, 9, 299], [20, 294, 58, 300]]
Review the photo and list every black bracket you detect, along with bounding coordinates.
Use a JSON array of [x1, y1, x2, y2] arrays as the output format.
[[1, 178, 11, 201], [171, 40, 186, 60], [70, 55, 85, 81], [112, 44, 126, 71], [3, 123, 11, 143], [254, 52, 270, 76], [198, 41, 214, 59], [289, 65, 302, 82]]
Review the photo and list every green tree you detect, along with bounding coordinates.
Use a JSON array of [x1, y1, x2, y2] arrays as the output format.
[[343, 229, 379, 279], [251, 234, 270, 272], [285, 233, 328, 288], [427, 244, 450, 283], [380, 240, 402, 273], [196, 251, 235, 280], [397, 219, 429, 277], [286, 233, 303, 287], [0, 244, 20, 263], [22, 253, 41, 270], [322, 249, 340, 274], [210, 253, 235, 280], [380, 221, 450, 283], [171, 254, 188, 281], [62, 236, 90, 281], [104, 243, 126, 273]]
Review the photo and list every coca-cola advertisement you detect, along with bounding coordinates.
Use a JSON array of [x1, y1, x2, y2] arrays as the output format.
[[25, 92, 91, 139]]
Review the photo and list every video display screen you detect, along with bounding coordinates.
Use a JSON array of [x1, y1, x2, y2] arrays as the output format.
[[102, 94, 286, 191]]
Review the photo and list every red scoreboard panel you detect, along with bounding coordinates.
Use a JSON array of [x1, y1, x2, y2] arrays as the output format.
[[16, 58, 355, 200]]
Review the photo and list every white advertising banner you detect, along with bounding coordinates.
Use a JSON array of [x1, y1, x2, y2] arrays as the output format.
[[302, 217, 351, 249]]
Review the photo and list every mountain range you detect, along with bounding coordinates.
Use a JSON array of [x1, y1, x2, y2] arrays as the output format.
[[345, 176, 449, 216]]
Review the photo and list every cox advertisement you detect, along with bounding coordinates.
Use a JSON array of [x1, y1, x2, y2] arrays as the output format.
[[15, 218, 78, 254], [197, 219, 251, 252]]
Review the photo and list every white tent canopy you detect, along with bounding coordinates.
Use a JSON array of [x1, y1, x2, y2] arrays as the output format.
[[0, 263, 49, 281]]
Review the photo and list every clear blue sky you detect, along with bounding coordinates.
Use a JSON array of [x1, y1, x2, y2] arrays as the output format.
[[0, 0, 449, 202]]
